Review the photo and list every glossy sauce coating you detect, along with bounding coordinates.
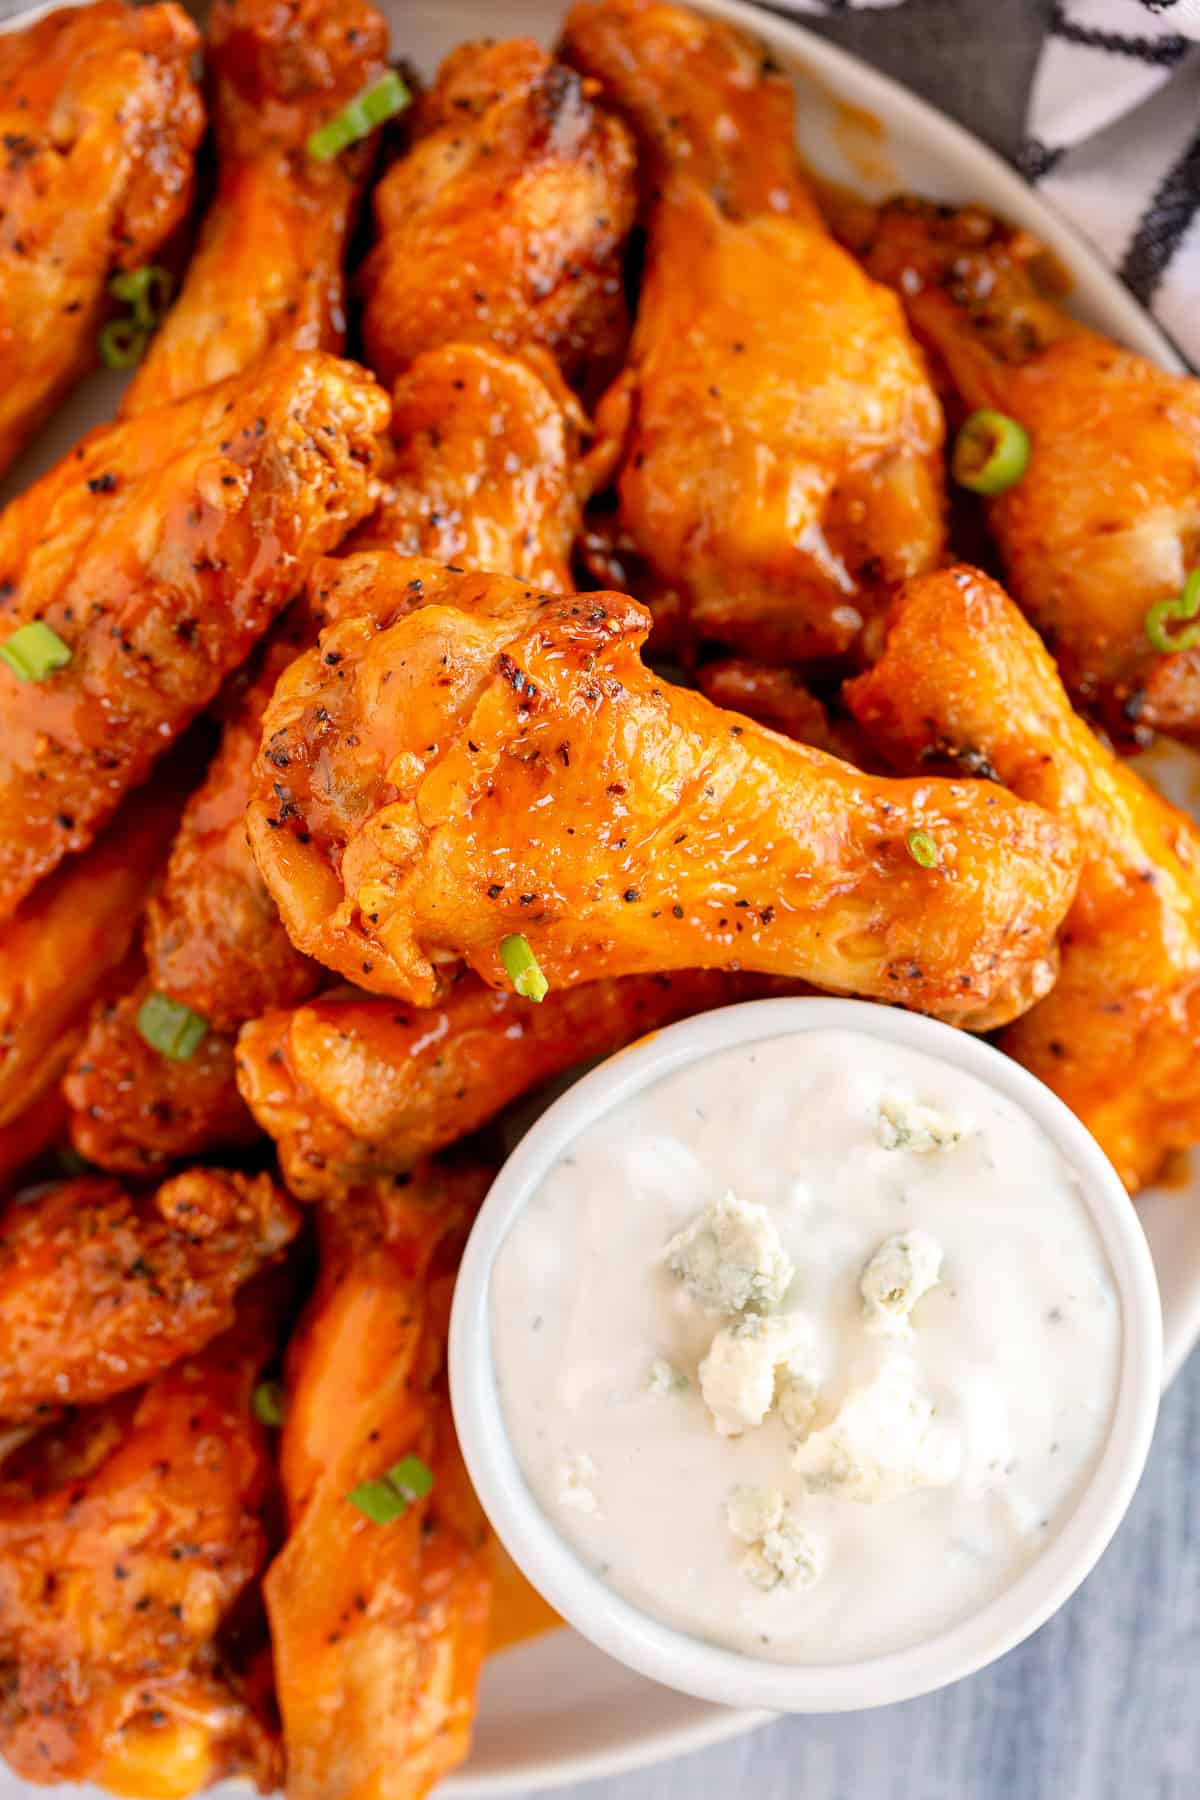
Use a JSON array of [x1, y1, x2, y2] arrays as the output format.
[[360, 37, 637, 391], [267, 1165, 493, 1800], [0, 0, 204, 475], [849, 563, 1200, 1191], [564, 0, 945, 661], [0, 345, 388, 919], [839, 195, 1200, 741], [0, 1167, 297, 1424], [247, 555, 1078, 1031]]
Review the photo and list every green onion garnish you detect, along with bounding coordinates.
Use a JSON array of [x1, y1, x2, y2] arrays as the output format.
[[135, 991, 209, 1061], [500, 933, 549, 1003], [99, 318, 147, 370], [55, 1144, 90, 1178], [307, 70, 411, 162], [906, 829, 939, 868], [252, 1380, 286, 1427], [1145, 570, 1200, 654], [0, 620, 72, 683], [109, 265, 172, 332], [347, 1454, 435, 1524], [951, 409, 1031, 496]]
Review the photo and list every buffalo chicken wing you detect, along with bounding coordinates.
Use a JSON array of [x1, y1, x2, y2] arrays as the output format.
[[563, 0, 945, 662], [266, 1165, 492, 1800], [360, 38, 636, 392], [0, 1167, 297, 1426], [839, 196, 1200, 741], [0, 0, 204, 476], [236, 970, 793, 1200], [849, 564, 1200, 1191], [0, 345, 387, 920], [123, 0, 388, 416], [246, 555, 1078, 1030], [0, 1278, 290, 1793]]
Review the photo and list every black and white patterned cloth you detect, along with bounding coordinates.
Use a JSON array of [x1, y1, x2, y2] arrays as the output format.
[[770, 0, 1200, 363]]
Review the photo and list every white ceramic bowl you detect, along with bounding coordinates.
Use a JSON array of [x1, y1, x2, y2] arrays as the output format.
[[451, 995, 1163, 1713]]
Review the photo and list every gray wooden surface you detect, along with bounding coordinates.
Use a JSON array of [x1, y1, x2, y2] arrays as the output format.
[[549, 2, 1200, 1796]]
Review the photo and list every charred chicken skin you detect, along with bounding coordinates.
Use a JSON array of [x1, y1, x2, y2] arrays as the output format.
[[0, 345, 388, 921], [562, 0, 945, 662], [360, 37, 637, 392], [0, 1167, 297, 1426], [123, 0, 388, 416], [247, 555, 1078, 1031], [838, 195, 1200, 742], [266, 1165, 492, 1800], [848, 564, 1200, 1192], [236, 970, 793, 1200], [0, 0, 204, 477], [0, 1277, 290, 1794], [347, 342, 590, 593]]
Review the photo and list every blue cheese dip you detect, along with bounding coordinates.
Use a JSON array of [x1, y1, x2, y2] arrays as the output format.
[[489, 1028, 1122, 1664]]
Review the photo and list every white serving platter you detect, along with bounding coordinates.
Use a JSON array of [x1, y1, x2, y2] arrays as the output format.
[[0, 0, 1193, 1796]]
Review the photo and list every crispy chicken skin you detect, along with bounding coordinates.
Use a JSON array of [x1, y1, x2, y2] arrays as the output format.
[[266, 1166, 492, 1800], [0, 1168, 297, 1425], [562, 0, 945, 662], [0, 345, 388, 921], [360, 38, 637, 391], [0, 770, 188, 1128], [848, 564, 1200, 1192], [0, 1279, 287, 1794], [247, 554, 1078, 1030], [63, 980, 259, 1174], [0, 0, 204, 477], [236, 970, 790, 1199], [347, 343, 590, 592], [838, 196, 1200, 741], [123, 0, 388, 416]]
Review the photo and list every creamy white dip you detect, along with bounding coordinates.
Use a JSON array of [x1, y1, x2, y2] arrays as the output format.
[[490, 1029, 1122, 1664]]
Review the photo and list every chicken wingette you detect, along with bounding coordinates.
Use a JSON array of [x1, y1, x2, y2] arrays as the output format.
[[266, 1165, 492, 1800], [837, 195, 1200, 742], [0, 0, 204, 476], [123, 0, 389, 416], [360, 37, 636, 392], [236, 970, 792, 1200], [848, 564, 1200, 1192], [562, 0, 945, 662], [0, 1168, 297, 1425], [246, 554, 1078, 1030], [0, 1275, 290, 1793], [0, 345, 388, 920]]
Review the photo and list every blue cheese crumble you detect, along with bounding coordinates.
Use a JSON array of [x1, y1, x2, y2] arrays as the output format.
[[877, 1097, 963, 1153], [791, 1356, 961, 1502], [860, 1230, 944, 1333], [727, 1488, 824, 1592], [664, 1189, 794, 1316]]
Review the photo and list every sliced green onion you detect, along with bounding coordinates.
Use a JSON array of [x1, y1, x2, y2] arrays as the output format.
[[252, 1380, 286, 1427], [99, 317, 147, 370], [951, 409, 1031, 495], [55, 1144, 90, 1178], [0, 620, 72, 682], [347, 1454, 435, 1524], [1145, 570, 1200, 654], [135, 991, 209, 1061], [109, 264, 173, 332], [906, 829, 939, 869], [307, 69, 411, 161], [500, 933, 549, 1003]]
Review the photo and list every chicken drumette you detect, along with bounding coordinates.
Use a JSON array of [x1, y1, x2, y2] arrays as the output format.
[[849, 564, 1200, 1192], [562, 0, 945, 662], [246, 555, 1078, 1031], [359, 37, 637, 393]]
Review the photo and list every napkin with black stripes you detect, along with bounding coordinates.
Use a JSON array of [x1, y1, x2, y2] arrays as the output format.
[[772, 0, 1200, 364]]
